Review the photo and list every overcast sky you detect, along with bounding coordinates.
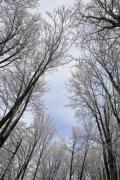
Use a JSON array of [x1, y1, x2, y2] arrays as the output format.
[[39, 0, 75, 12], [39, 0, 78, 136]]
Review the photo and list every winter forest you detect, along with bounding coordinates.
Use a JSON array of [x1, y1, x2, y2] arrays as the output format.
[[0, 0, 120, 179]]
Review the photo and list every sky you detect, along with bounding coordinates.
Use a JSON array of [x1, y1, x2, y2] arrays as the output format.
[[39, 0, 75, 12], [39, 0, 78, 136]]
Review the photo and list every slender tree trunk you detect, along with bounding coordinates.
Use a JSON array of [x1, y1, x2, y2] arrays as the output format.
[[0, 139, 22, 180], [32, 146, 45, 180]]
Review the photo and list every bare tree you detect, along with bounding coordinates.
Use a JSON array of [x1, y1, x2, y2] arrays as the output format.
[[0, 105, 55, 180], [68, 57, 120, 180], [73, 0, 120, 106], [0, 5, 74, 148], [0, 0, 40, 68], [74, 0, 120, 41], [35, 140, 68, 180]]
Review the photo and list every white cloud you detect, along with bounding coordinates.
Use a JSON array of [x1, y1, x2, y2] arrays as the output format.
[[39, 0, 75, 12]]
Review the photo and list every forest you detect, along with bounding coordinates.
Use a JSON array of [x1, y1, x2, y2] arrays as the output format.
[[0, 0, 120, 180]]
